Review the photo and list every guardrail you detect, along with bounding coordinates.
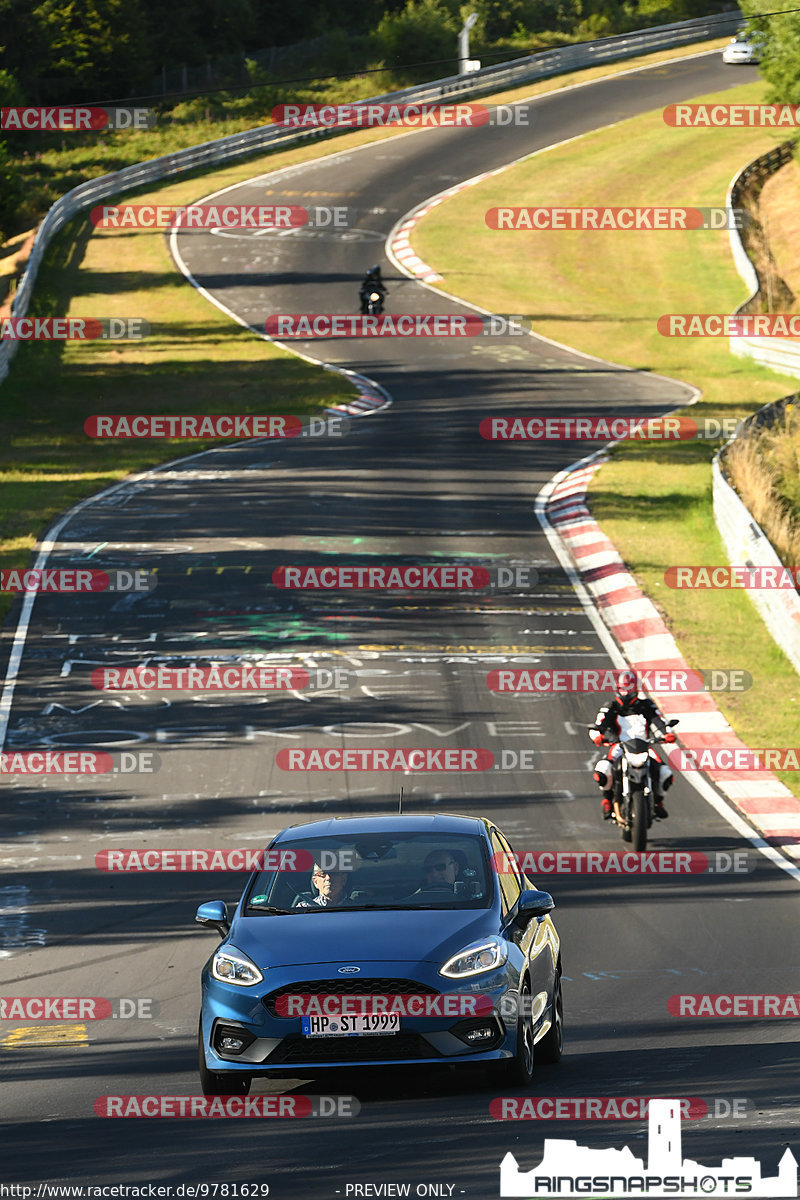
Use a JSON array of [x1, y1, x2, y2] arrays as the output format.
[[713, 401, 800, 675], [0, 10, 740, 385], [727, 138, 800, 377]]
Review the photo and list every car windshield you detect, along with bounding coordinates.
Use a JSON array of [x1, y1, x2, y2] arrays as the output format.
[[244, 831, 492, 912]]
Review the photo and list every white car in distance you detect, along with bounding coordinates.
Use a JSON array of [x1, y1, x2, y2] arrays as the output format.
[[722, 33, 764, 64]]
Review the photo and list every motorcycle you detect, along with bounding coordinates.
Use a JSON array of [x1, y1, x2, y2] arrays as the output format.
[[602, 716, 679, 851], [360, 286, 385, 315]]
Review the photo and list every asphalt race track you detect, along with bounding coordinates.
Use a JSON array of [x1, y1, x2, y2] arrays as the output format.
[[1, 47, 799, 1199]]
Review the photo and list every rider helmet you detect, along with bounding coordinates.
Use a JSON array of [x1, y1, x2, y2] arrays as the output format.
[[615, 680, 638, 707]]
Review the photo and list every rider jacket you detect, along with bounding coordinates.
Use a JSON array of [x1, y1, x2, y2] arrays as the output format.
[[590, 695, 668, 747]]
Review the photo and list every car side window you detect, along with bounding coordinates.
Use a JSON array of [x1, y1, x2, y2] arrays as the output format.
[[490, 831, 521, 915]]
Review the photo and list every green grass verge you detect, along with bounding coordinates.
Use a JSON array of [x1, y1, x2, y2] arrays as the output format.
[[0, 37, 731, 629], [5, 37, 730, 237], [412, 77, 800, 795]]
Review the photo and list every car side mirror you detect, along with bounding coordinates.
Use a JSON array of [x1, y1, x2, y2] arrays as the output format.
[[195, 900, 230, 937], [514, 889, 555, 927]]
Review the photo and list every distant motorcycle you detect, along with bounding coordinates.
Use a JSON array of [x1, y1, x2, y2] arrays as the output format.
[[602, 716, 679, 850], [360, 285, 385, 315]]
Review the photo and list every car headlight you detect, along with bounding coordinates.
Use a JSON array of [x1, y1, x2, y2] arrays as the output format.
[[211, 946, 264, 987], [440, 936, 508, 978]]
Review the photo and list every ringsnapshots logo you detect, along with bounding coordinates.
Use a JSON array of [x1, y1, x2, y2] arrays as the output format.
[[479, 415, 743, 441], [1, 318, 148, 340], [94, 1095, 359, 1118], [0, 996, 157, 1020], [272, 563, 538, 591], [499, 1098, 798, 1198], [83, 414, 346, 439], [485, 207, 747, 231], [486, 667, 751, 694], [272, 102, 529, 128], [1, 106, 155, 131]]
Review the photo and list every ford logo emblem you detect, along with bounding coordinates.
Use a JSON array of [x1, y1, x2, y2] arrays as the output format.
[[338, 966, 360, 974]]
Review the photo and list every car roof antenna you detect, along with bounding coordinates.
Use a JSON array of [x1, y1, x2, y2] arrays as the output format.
[[398, 786, 403, 815]]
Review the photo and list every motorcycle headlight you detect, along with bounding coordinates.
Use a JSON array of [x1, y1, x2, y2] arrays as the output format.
[[369, 292, 381, 301], [626, 751, 649, 768], [440, 936, 508, 979], [211, 946, 264, 987]]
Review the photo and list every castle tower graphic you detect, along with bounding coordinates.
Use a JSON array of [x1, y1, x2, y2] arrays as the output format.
[[499, 1098, 798, 1199]]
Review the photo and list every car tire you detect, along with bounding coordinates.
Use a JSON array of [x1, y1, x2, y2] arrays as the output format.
[[537, 968, 563, 1065], [504, 980, 535, 1087], [198, 1021, 251, 1096]]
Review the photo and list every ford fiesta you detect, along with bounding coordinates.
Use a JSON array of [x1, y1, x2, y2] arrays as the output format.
[[194, 814, 563, 1093]]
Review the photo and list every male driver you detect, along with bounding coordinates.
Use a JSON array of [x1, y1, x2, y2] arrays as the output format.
[[590, 681, 676, 821], [420, 849, 462, 889], [294, 862, 354, 908]]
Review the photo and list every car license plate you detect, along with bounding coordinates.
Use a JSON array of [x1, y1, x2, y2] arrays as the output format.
[[301, 1013, 400, 1037]]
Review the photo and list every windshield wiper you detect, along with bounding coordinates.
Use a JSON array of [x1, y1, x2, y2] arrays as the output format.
[[247, 904, 293, 914]]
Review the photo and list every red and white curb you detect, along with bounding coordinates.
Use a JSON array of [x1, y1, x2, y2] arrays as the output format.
[[324, 368, 392, 417], [546, 458, 800, 864], [388, 167, 507, 282]]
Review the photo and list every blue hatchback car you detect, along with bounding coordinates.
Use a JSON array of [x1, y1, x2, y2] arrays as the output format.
[[195, 813, 563, 1093]]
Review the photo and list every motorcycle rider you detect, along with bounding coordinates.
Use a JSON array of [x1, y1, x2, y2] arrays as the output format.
[[589, 679, 676, 822], [359, 264, 386, 314]]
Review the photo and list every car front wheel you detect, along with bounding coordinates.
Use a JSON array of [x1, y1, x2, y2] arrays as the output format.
[[537, 969, 563, 1064], [504, 980, 535, 1087]]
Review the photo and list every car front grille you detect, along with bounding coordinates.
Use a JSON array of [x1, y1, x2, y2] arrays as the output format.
[[263, 977, 440, 1018], [264, 1032, 441, 1064]]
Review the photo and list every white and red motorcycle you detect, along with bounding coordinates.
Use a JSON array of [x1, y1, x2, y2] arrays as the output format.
[[598, 715, 678, 850]]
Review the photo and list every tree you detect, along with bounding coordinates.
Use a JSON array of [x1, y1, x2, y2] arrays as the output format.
[[741, 1, 800, 106]]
